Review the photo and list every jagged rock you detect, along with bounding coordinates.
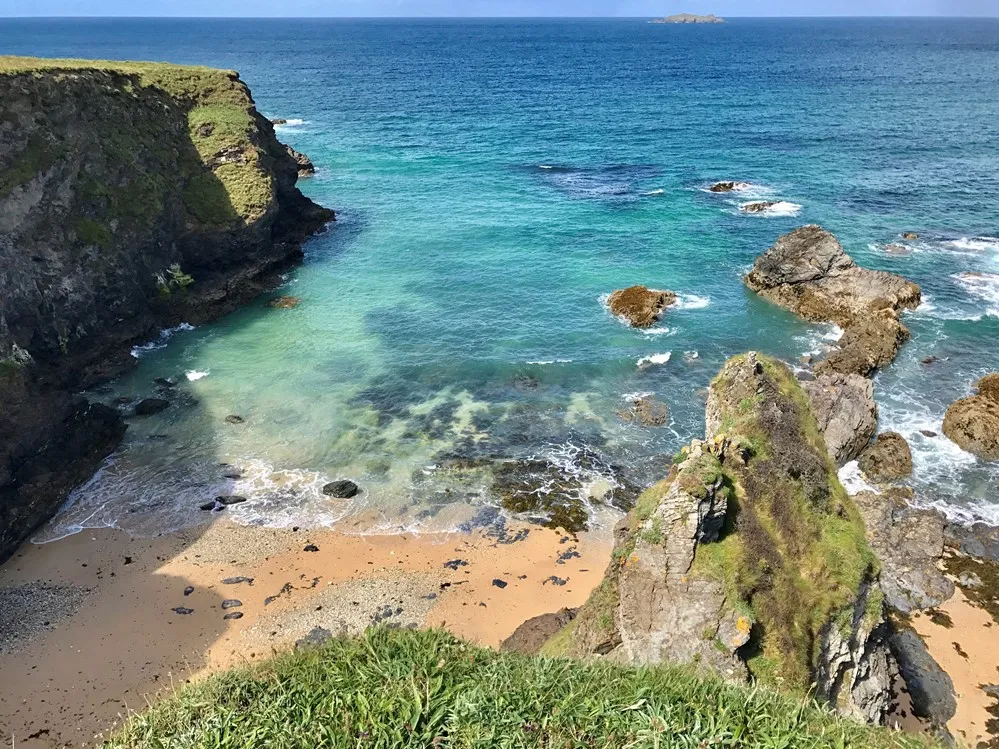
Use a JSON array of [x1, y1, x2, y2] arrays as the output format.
[[745, 226, 920, 376], [890, 629, 957, 728], [801, 372, 878, 465], [617, 395, 669, 426], [858, 432, 913, 482], [606, 286, 677, 328], [322, 479, 359, 498], [707, 181, 747, 193], [285, 145, 315, 177], [739, 201, 778, 213], [852, 489, 953, 612], [553, 353, 896, 723], [943, 373, 999, 460], [501, 608, 577, 654], [944, 522, 999, 562], [134, 398, 170, 416], [901, 232, 919, 240]]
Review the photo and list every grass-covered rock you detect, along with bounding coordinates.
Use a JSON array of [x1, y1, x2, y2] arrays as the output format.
[[104, 627, 930, 748], [541, 353, 896, 724]]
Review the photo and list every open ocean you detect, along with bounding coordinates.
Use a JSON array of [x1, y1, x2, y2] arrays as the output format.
[[4, 17, 998, 540]]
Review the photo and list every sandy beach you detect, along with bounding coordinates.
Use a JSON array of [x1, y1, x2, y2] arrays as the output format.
[[0, 520, 611, 747]]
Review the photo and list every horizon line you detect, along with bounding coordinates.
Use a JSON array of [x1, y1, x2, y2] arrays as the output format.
[[3, 14, 998, 19]]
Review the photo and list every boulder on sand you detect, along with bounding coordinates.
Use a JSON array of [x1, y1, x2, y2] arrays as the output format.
[[943, 374, 999, 460], [606, 286, 676, 328], [858, 432, 913, 481], [745, 225, 921, 377], [323, 479, 360, 498]]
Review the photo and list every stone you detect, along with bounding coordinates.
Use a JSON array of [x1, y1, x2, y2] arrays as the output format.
[[606, 285, 677, 328], [223, 611, 244, 620], [858, 432, 913, 481], [883, 243, 910, 256], [221, 576, 254, 585], [944, 522, 999, 562], [920, 430, 938, 438], [295, 626, 334, 650], [221, 599, 242, 610], [501, 608, 577, 654], [739, 201, 778, 213], [267, 296, 301, 309], [134, 398, 169, 416], [745, 225, 920, 376], [322, 479, 360, 498], [902, 232, 919, 240], [801, 372, 878, 465], [183, 586, 194, 596], [617, 395, 669, 426], [216, 495, 247, 506], [225, 414, 245, 424], [943, 374, 999, 460], [285, 145, 315, 176], [491, 579, 508, 589], [172, 607, 193, 615], [303, 544, 319, 552], [707, 181, 747, 192], [890, 629, 956, 728], [852, 490, 953, 613]]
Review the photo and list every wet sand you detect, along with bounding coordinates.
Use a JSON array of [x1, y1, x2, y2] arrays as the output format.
[[911, 588, 999, 747], [0, 521, 611, 748]]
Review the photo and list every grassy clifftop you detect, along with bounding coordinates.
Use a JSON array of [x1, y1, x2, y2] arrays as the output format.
[[103, 627, 928, 748], [1, 55, 279, 226]]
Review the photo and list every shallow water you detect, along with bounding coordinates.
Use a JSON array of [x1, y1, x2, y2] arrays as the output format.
[[5, 17, 998, 539]]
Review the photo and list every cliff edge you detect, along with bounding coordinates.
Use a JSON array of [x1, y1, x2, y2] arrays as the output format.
[[0, 56, 333, 561]]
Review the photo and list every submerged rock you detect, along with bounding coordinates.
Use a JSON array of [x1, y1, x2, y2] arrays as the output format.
[[547, 353, 895, 723], [606, 285, 677, 328], [858, 432, 913, 482], [901, 232, 919, 240], [322, 479, 360, 498], [745, 225, 920, 377], [943, 373, 999, 460], [267, 296, 301, 309], [134, 398, 170, 416], [617, 395, 669, 427]]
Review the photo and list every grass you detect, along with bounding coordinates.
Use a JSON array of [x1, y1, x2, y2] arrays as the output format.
[[104, 628, 931, 749], [0, 55, 276, 231]]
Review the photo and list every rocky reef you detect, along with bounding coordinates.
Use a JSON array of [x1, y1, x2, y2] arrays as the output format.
[[606, 285, 676, 328], [535, 353, 896, 724], [0, 56, 333, 561]]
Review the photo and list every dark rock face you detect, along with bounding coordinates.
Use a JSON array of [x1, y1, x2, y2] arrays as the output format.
[[943, 373, 999, 460], [500, 607, 577, 654], [745, 226, 920, 377], [0, 59, 334, 563], [858, 432, 913, 482], [606, 285, 676, 328], [134, 397, 170, 416], [852, 490, 953, 613], [890, 629, 957, 728], [284, 145, 315, 177], [322, 480, 359, 499], [739, 200, 778, 213], [945, 522, 999, 562]]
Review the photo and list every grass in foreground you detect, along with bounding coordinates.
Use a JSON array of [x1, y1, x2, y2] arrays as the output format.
[[105, 628, 931, 749]]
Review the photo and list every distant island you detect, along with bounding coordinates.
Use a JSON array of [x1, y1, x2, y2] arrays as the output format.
[[650, 13, 724, 23]]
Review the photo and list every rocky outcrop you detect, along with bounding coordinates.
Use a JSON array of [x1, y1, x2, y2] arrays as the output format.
[[617, 395, 669, 426], [285, 145, 315, 177], [0, 57, 334, 562], [545, 353, 896, 723], [650, 13, 724, 23], [858, 432, 913, 482], [852, 489, 953, 613], [739, 201, 778, 214], [943, 374, 999, 460], [606, 286, 676, 328], [501, 607, 577, 654], [801, 372, 878, 465], [707, 181, 748, 193], [745, 226, 920, 377]]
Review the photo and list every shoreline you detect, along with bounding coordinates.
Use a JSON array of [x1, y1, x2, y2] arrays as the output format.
[[0, 519, 611, 747]]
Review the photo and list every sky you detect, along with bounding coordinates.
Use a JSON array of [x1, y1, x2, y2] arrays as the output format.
[[0, 0, 996, 16]]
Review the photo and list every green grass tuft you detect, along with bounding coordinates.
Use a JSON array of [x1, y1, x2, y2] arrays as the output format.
[[104, 628, 930, 749]]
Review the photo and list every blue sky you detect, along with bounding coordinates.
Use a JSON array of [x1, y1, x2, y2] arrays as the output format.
[[1, 0, 995, 16]]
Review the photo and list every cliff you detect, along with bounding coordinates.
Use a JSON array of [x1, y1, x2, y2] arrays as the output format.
[[0, 56, 333, 561], [537, 353, 896, 723]]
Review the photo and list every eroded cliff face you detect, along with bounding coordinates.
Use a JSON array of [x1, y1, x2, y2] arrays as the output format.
[[539, 353, 897, 724], [0, 56, 334, 561]]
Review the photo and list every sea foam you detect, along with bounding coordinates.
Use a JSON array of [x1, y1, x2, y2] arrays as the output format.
[[636, 352, 671, 367], [130, 323, 195, 358]]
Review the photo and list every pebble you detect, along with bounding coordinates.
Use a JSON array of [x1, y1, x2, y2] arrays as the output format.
[[222, 576, 254, 586], [223, 612, 244, 620], [183, 586, 194, 596], [221, 599, 242, 610], [303, 544, 319, 552], [443, 559, 468, 571], [172, 607, 194, 615], [492, 579, 508, 589], [544, 576, 568, 587]]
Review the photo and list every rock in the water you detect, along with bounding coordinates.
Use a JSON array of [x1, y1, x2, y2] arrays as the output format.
[[943, 373, 999, 460], [883, 243, 910, 256], [890, 629, 956, 728], [800, 372, 878, 465], [267, 296, 301, 309], [322, 479, 360, 498], [606, 285, 677, 328], [707, 180, 747, 193], [216, 495, 247, 506], [944, 522, 999, 562], [285, 145, 315, 176], [901, 232, 919, 240], [745, 225, 921, 376], [501, 608, 577, 654], [858, 432, 913, 481], [134, 398, 170, 416], [852, 489, 953, 612], [617, 395, 669, 426], [271, 118, 288, 125], [225, 414, 244, 424], [739, 200, 778, 213]]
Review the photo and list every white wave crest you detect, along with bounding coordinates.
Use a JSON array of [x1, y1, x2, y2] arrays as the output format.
[[640, 325, 673, 337], [526, 358, 573, 365], [642, 188, 665, 196], [953, 272, 999, 317], [273, 118, 306, 129], [675, 293, 711, 310], [130, 323, 195, 358], [947, 236, 999, 253], [186, 370, 210, 381], [838, 461, 880, 496], [636, 352, 671, 368], [739, 200, 802, 217]]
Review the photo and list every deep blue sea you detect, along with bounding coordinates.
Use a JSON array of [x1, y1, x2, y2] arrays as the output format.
[[4, 17, 998, 539]]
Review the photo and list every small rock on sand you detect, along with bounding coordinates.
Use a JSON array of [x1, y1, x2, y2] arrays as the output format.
[[172, 607, 194, 615], [223, 612, 244, 621], [225, 415, 245, 424], [322, 480, 360, 498], [492, 579, 508, 589], [221, 599, 242, 610]]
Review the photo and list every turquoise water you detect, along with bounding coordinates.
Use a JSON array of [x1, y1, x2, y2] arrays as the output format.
[[5, 18, 999, 538]]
